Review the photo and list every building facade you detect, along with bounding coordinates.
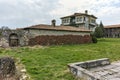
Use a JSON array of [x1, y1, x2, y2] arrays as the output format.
[[0, 10, 98, 47], [0, 24, 92, 47], [23, 24, 91, 38], [22, 24, 92, 46], [61, 10, 97, 31], [104, 24, 120, 38]]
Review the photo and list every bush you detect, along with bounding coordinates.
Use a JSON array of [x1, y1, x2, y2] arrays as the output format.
[[91, 33, 97, 43], [92, 36, 97, 43]]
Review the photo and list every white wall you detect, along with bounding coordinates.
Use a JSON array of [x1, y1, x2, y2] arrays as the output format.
[[28, 29, 90, 38]]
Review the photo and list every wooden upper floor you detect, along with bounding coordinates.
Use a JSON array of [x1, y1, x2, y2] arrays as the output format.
[[61, 10, 97, 26]]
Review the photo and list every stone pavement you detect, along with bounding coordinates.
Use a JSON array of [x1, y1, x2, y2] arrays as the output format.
[[68, 58, 120, 80], [90, 61, 120, 80]]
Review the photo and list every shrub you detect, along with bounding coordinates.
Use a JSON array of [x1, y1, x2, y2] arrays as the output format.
[[92, 36, 97, 43], [90, 33, 97, 43]]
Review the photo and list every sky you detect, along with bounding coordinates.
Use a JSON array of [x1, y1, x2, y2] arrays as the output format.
[[0, 0, 120, 29]]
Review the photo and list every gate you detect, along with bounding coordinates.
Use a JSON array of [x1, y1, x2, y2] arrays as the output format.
[[9, 33, 19, 47]]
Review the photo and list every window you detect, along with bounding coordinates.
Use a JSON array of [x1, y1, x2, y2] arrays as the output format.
[[79, 17, 82, 22], [66, 19, 69, 23], [76, 18, 78, 22], [91, 19, 95, 23], [84, 17, 86, 21], [64, 19, 66, 23], [62, 19, 64, 23], [72, 19, 75, 23], [62, 18, 70, 23], [76, 17, 82, 22], [76, 17, 79, 22]]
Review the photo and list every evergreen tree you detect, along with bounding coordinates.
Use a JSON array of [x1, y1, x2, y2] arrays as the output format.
[[99, 21, 105, 37], [94, 26, 104, 38]]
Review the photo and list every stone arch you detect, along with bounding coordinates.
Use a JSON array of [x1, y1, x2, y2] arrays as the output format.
[[9, 33, 19, 47]]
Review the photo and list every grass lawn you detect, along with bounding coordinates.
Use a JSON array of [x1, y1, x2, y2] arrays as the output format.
[[0, 38, 120, 80]]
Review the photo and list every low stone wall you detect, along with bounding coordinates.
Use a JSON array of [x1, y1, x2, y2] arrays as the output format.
[[68, 58, 110, 80], [28, 35, 92, 46]]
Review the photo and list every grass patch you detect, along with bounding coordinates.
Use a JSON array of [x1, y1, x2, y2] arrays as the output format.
[[0, 38, 120, 80]]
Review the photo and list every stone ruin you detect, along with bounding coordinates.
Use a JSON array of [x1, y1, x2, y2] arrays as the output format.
[[0, 38, 9, 48], [0, 26, 30, 48], [0, 57, 30, 80], [68, 58, 120, 80], [0, 57, 17, 80]]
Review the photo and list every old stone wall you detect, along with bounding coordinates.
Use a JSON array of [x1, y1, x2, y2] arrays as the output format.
[[0, 28, 91, 46], [0, 29, 29, 47], [0, 38, 9, 48], [29, 35, 92, 46]]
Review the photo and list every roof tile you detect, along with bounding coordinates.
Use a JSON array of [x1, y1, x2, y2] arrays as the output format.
[[61, 12, 97, 19], [23, 24, 91, 32], [104, 24, 120, 28]]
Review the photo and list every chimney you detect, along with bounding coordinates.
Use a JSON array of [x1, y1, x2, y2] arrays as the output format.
[[51, 19, 56, 27], [85, 10, 88, 14]]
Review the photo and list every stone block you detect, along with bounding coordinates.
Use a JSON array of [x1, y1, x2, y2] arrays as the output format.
[[68, 58, 113, 80], [0, 57, 16, 80]]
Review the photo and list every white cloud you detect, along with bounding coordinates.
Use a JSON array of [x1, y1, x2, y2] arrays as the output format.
[[0, 0, 120, 28], [51, 0, 120, 25], [0, 0, 58, 29]]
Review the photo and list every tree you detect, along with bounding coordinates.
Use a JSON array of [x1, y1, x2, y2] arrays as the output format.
[[99, 21, 105, 37], [94, 21, 105, 38], [0, 28, 2, 37], [94, 26, 104, 38], [0, 26, 11, 37], [0, 26, 12, 39]]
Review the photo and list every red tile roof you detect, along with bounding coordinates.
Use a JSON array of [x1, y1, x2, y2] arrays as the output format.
[[61, 13, 97, 19], [104, 24, 120, 28], [23, 24, 91, 32]]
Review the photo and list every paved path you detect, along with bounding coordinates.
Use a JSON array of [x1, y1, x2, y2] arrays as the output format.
[[89, 61, 120, 80]]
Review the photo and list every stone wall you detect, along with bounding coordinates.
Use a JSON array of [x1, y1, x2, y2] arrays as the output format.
[[0, 30, 29, 47], [29, 35, 92, 46], [0, 38, 9, 48], [0, 29, 91, 47]]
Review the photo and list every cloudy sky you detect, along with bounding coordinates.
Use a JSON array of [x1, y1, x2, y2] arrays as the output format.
[[0, 0, 120, 29]]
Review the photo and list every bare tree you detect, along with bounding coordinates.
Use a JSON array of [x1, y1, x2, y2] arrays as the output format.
[[0, 26, 11, 38]]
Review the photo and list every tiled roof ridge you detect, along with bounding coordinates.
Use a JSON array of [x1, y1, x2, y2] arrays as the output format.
[[104, 24, 120, 28], [23, 24, 91, 32], [61, 12, 97, 19], [105, 24, 120, 26]]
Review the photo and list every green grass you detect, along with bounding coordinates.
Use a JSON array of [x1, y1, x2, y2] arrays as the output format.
[[1, 38, 120, 80]]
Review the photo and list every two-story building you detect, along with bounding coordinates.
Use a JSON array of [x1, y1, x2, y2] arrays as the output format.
[[61, 10, 97, 31]]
